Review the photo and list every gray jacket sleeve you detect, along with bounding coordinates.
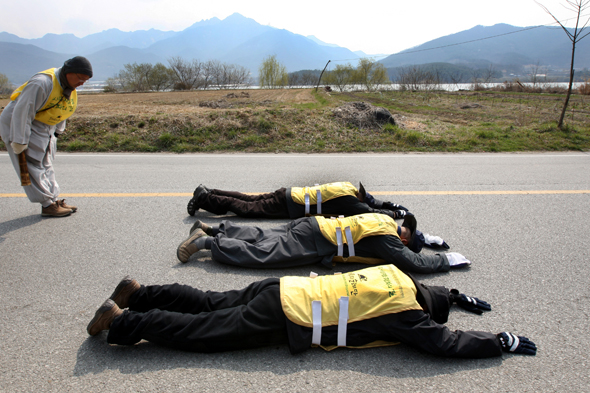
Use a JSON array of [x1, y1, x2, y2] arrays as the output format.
[[356, 235, 450, 274], [7, 73, 57, 161]]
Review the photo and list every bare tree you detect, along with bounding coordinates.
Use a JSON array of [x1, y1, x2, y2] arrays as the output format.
[[206, 60, 224, 89], [103, 75, 124, 93], [148, 63, 174, 91], [288, 73, 301, 88], [168, 57, 202, 90], [397, 65, 439, 91], [0, 72, 13, 94], [448, 69, 465, 90], [300, 71, 317, 87], [227, 64, 251, 89], [328, 64, 354, 92], [201, 60, 217, 90], [118, 62, 153, 92], [537, 0, 590, 129], [527, 61, 546, 88], [208, 62, 250, 89], [482, 64, 497, 84]]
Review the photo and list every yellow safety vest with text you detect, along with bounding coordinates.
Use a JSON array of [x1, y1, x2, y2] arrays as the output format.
[[280, 265, 423, 350], [11, 68, 77, 125], [315, 213, 399, 245], [290, 182, 358, 205]]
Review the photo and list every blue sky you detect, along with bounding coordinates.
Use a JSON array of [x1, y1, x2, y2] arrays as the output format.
[[0, 0, 582, 55]]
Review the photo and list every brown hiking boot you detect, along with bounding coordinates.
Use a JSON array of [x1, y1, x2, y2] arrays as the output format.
[[109, 275, 140, 309], [41, 202, 72, 217], [57, 199, 77, 212], [87, 299, 123, 336], [177, 228, 207, 263], [189, 219, 213, 236]]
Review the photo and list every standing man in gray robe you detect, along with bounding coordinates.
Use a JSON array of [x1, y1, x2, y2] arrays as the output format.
[[1, 56, 93, 217]]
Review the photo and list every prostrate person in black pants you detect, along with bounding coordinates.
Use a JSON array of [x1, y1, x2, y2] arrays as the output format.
[[87, 265, 537, 358], [187, 181, 411, 219]]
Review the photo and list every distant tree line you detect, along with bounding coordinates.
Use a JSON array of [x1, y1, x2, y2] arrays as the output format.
[[258, 56, 391, 92], [277, 59, 590, 92], [386, 62, 505, 91], [105, 57, 252, 92], [317, 59, 390, 92]]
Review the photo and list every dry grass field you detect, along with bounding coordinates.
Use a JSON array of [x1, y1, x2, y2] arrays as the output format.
[[74, 89, 316, 116], [1, 87, 589, 152]]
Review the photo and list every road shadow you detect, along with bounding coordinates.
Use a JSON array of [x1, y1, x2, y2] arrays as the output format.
[[0, 214, 42, 245], [74, 335, 501, 378]]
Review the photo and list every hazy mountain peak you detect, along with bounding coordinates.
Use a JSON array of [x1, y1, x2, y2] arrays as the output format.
[[187, 16, 222, 29], [42, 32, 79, 39], [306, 35, 338, 47]]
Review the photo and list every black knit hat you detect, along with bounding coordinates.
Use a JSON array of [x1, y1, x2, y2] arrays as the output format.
[[358, 182, 367, 202], [62, 56, 93, 78], [401, 214, 426, 253]]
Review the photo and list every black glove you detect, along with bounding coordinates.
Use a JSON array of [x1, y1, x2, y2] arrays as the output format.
[[392, 209, 408, 219], [450, 289, 491, 314], [383, 201, 408, 211], [497, 332, 537, 355], [378, 209, 410, 220]]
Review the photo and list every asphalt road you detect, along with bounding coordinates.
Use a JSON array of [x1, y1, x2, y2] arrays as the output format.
[[1, 152, 589, 392]]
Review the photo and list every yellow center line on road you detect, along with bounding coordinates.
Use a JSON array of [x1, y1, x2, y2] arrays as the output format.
[[370, 190, 590, 195], [1, 190, 590, 198]]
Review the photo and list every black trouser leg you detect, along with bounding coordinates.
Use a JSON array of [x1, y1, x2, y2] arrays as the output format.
[[107, 278, 287, 352], [203, 188, 289, 218]]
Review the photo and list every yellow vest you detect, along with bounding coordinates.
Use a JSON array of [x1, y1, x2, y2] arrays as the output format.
[[280, 265, 423, 350], [290, 182, 358, 205], [11, 68, 77, 125], [315, 213, 399, 245]]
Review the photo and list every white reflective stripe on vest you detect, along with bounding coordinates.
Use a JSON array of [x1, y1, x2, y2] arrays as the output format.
[[344, 226, 355, 257], [311, 298, 350, 347], [336, 227, 343, 256], [305, 193, 310, 214], [337, 297, 349, 347], [312, 300, 322, 345], [316, 189, 322, 214]]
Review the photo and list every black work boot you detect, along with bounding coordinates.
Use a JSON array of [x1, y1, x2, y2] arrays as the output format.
[[187, 184, 210, 216]]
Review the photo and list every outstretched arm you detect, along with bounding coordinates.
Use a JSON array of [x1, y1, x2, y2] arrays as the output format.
[[356, 235, 450, 274], [386, 311, 536, 358], [387, 310, 504, 358]]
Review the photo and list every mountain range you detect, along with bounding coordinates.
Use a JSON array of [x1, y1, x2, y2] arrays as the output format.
[[1, 13, 589, 84], [380, 23, 590, 72], [0, 13, 359, 83]]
